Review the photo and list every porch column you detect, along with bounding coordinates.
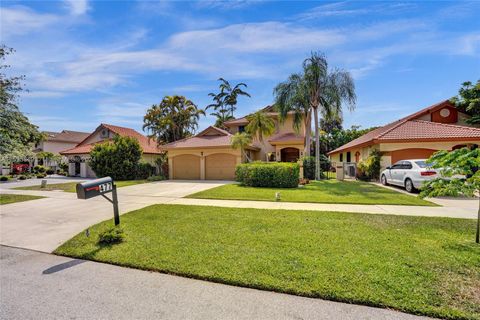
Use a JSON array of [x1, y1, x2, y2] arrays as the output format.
[[80, 162, 87, 178], [168, 157, 173, 180], [68, 163, 75, 176], [200, 155, 205, 180]]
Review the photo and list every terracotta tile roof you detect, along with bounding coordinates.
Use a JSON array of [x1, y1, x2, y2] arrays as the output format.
[[224, 105, 277, 126], [161, 126, 234, 149], [61, 124, 161, 155], [43, 130, 90, 143], [268, 132, 305, 144], [328, 100, 480, 154]]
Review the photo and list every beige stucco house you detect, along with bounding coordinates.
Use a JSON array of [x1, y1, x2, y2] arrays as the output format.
[[60, 123, 162, 178], [33, 130, 90, 170], [162, 106, 306, 180], [328, 100, 480, 171]]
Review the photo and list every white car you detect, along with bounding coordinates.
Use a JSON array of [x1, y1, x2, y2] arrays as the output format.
[[380, 159, 438, 193]]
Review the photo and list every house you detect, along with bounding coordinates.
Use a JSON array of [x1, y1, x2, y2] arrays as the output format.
[[328, 100, 480, 171], [33, 130, 90, 170], [60, 124, 162, 178], [162, 106, 306, 180]]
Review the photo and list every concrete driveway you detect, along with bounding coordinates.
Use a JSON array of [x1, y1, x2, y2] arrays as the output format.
[[0, 180, 228, 252]]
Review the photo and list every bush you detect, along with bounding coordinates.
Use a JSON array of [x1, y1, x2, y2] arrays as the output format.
[[135, 162, 156, 179], [19, 175, 27, 180], [89, 136, 142, 180], [33, 165, 46, 173], [356, 149, 382, 181], [147, 175, 165, 182], [98, 227, 124, 245], [46, 168, 54, 175], [236, 162, 299, 188], [36, 174, 46, 178], [302, 156, 315, 180], [0, 176, 9, 181]]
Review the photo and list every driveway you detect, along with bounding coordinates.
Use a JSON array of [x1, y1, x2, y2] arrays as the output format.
[[0, 245, 432, 320], [0, 180, 228, 252]]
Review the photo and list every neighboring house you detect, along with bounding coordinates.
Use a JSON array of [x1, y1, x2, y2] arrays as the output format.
[[33, 130, 90, 170], [60, 124, 162, 178], [328, 100, 480, 171], [162, 106, 305, 180]]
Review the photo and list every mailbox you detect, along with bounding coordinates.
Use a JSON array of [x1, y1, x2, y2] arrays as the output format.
[[76, 177, 120, 225], [76, 177, 114, 200]]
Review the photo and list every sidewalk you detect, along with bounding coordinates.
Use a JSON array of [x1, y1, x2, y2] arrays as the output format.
[[1, 245, 433, 320]]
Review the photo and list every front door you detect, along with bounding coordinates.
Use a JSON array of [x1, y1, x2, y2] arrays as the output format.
[[281, 148, 300, 162], [75, 162, 81, 176]]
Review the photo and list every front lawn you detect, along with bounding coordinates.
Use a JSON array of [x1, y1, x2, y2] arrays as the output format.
[[0, 194, 44, 205], [56, 204, 479, 320], [187, 180, 435, 206], [14, 180, 149, 193]]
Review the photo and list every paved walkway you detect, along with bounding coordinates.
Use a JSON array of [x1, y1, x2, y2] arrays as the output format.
[[0, 245, 433, 320]]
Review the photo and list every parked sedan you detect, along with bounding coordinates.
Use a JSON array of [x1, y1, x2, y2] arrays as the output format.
[[380, 159, 438, 193]]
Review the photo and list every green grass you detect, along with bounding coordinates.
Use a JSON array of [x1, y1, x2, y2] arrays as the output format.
[[56, 204, 480, 320], [14, 180, 149, 193], [0, 194, 44, 205], [187, 180, 435, 206]]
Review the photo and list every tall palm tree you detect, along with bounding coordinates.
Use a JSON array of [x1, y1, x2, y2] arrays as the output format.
[[231, 132, 253, 162], [245, 111, 275, 142], [274, 52, 356, 180], [218, 78, 251, 117]]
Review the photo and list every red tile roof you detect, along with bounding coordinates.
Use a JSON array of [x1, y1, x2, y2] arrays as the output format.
[[61, 124, 161, 155], [328, 100, 480, 154], [224, 105, 277, 126], [268, 132, 304, 144], [161, 126, 234, 149], [43, 130, 90, 143]]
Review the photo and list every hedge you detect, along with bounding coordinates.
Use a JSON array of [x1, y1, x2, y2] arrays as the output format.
[[236, 162, 299, 188]]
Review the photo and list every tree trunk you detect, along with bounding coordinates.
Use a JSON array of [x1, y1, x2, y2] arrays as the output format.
[[314, 107, 320, 180], [304, 110, 312, 156], [476, 195, 479, 243]]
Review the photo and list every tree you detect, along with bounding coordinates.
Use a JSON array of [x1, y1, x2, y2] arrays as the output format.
[[419, 147, 480, 243], [274, 52, 356, 179], [451, 80, 480, 125], [319, 125, 378, 155], [206, 78, 250, 128], [0, 45, 43, 165], [89, 135, 142, 180], [143, 95, 205, 144], [231, 132, 253, 162], [245, 111, 275, 142]]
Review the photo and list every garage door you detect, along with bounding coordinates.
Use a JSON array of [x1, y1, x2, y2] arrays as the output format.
[[205, 153, 236, 180], [173, 155, 200, 180], [391, 148, 438, 164]]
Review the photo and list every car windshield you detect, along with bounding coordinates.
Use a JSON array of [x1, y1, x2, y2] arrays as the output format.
[[415, 161, 428, 168]]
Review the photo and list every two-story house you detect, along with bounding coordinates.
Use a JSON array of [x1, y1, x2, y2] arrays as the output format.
[[162, 106, 306, 180]]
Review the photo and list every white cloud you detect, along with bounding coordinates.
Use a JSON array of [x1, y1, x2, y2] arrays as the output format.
[[64, 0, 90, 15], [0, 6, 59, 38]]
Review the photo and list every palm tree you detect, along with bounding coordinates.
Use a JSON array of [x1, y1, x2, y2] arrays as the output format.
[[231, 132, 253, 162], [274, 52, 356, 180], [206, 78, 251, 128], [143, 95, 205, 144], [245, 111, 275, 142]]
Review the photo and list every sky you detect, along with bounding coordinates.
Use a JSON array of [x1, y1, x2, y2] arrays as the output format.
[[1, 0, 480, 134]]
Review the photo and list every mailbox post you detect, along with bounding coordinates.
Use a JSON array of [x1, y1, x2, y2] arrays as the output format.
[[76, 177, 120, 225]]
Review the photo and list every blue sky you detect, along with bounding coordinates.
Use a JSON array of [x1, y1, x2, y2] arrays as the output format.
[[2, 0, 479, 134]]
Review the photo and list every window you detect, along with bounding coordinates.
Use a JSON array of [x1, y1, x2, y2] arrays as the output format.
[[238, 125, 245, 133], [402, 161, 413, 170], [346, 152, 351, 162], [339, 153, 343, 162]]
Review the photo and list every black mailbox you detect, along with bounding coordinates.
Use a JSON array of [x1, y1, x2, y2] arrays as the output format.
[[76, 177, 114, 199], [76, 177, 120, 225]]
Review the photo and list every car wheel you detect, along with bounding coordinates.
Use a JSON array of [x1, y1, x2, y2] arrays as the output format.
[[405, 178, 415, 193], [381, 174, 388, 186]]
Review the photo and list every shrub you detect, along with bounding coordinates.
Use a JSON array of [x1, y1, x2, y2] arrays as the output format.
[[0, 176, 9, 181], [89, 136, 142, 180], [59, 162, 68, 172], [147, 175, 165, 182], [19, 175, 27, 180], [36, 174, 46, 178], [98, 227, 125, 245], [356, 149, 382, 181], [135, 162, 156, 179], [46, 168, 54, 175], [236, 162, 299, 188], [33, 165, 46, 173], [302, 156, 315, 180]]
